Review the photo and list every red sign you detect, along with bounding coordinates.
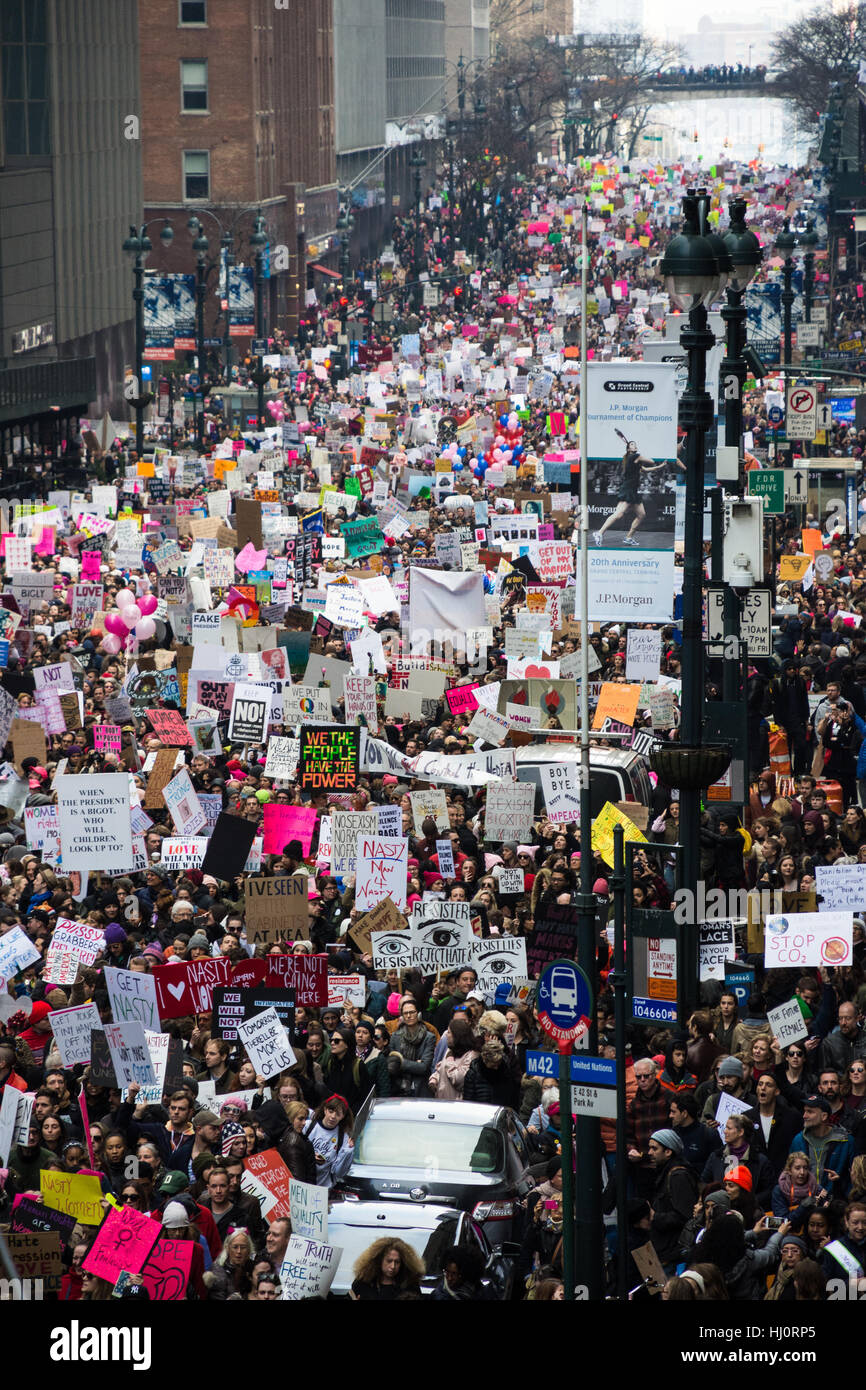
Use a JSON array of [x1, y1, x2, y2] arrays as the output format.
[[152, 957, 233, 1019], [231, 958, 268, 990], [139, 1236, 194, 1300], [146, 708, 193, 747], [244, 1148, 293, 1222], [265, 953, 329, 1006]]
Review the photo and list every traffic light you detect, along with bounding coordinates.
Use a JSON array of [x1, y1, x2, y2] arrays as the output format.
[[453, 284, 463, 300], [339, 296, 349, 310], [324, 357, 332, 370]]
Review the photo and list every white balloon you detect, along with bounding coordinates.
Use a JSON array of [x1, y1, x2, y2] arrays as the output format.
[[135, 616, 156, 640], [122, 605, 141, 629], [115, 588, 136, 609]]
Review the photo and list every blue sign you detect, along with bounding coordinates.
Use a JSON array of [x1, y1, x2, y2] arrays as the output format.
[[525, 1051, 617, 1085], [141, 364, 153, 380], [632, 996, 677, 1024], [768, 405, 784, 425], [188, 373, 200, 389], [537, 958, 592, 1045], [724, 966, 755, 1009], [0, 640, 9, 668]]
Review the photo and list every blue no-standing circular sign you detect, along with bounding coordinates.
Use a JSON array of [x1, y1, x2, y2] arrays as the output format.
[[537, 957, 593, 1048], [768, 405, 784, 425]]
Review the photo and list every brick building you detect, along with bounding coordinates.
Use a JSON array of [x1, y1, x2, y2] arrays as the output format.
[[139, 0, 336, 354]]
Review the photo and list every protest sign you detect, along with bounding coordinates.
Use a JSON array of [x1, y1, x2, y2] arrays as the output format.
[[0, 1084, 20, 1167], [327, 974, 366, 1007], [355, 835, 409, 912], [264, 736, 300, 780], [527, 903, 580, 977], [145, 708, 193, 747], [93, 724, 122, 755], [289, 1179, 329, 1240], [409, 901, 472, 970], [409, 788, 449, 835], [299, 725, 360, 790], [9, 1194, 77, 1244], [471, 937, 527, 996], [591, 801, 648, 867], [56, 773, 133, 871], [592, 683, 642, 731], [343, 674, 379, 731], [81, 1203, 161, 1282], [40, 1170, 105, 1227], [282, 684, 332, 724], [243, 1148, 293, 1222], [539, 763, 582, 824], [151, 956, 233, 1019], [262, 803, 318, 857], [764, 911, 853, 968], [0, 924, 41, 980], [698, 920, 737, 982], [104, 966, 159, 1030], [211, 986, 295, 1042], [625, 629, 662, 682], [264, 952, 329, 1006], [436, 839, 455, 878], [228, 681, 270, 743], [160, 837, 209, 871], [767, 999, 809, 1050], [243, 874, 309, 944], [50, 1003, 100, 1068], [162, 765, 207, 835], [371, 928, 412, 969], [349, 897, 405, 955], [6, 1231, 63, 1295], [201, 812, 257, 880], [815, 864, 866, 913], [143, 747, 183, 809], [103, 1022, 157, 1087], [497, 867, 525, 895], [279, 1236, 342, 1300], [89, 1030, 118, 1087], [236, 1006, 296, 1079], [331, 808, 378, 875], [715, 1090, 754, 1127], [139, 1237, 194, 1300], [484, 780, 536, 841]]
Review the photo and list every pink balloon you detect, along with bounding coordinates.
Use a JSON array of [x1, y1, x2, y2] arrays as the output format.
[[138, 595, 158, 617], [115, 588, 136, 609], [135, 616, 156, 641], [104, 613, 127, 637], [122, 605, 141, 629], [101, 633, 122, 655]]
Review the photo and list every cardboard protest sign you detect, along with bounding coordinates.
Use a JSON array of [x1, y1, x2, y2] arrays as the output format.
[[355, 835, 408, 913], [146, 708, 193, 747], [11, 717, 47, 775], [591, 801, 647, 867], [236, 1006, 296, 1079], [265, 952, 328, 1006], [289, 1178, 328, 1240], [348, 897, 405, 956], [104, 966, 159, 1030], [143, 747, 183, 809], [0, 924, 41, 980], [139, 1236, 194, 1300], [151, 957, 233, 1020], [81, 1202, 161, 1283], [40, 1170, 105, 1227], [764, 911, 853, 969], [279, 1236, 342, 1301], [299, 725, 360, 791], [228, 681, 271, 743], [6, 1231, 63, 1295], [539, 763, 582, 825], [200, 811, 258, 880], [262, 803, 317, 857], [484, 780, 536, 841], [244, 874, 309, 944], [56, 773, 133, 871], [767, 998, 809, 1050], [211, 985, 295, 1042], [50, 1003, 100, 1068], [103, 1022, 157, 1088]]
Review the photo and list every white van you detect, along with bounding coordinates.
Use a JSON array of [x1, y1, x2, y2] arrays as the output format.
[[514, 745, 653, 819]]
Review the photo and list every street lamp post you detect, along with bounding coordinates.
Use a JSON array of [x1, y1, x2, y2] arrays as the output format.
[[337, 196, 355, 379], [250, 212, 269, 430], [721, 196, 763, 454], [658, 190, 732, 1019], [777, 218, 796, 370], [122, 220, 174, 457], [800, 219, 818, 325], [410, 148, 426, 312], [191, 223, 209, 451]]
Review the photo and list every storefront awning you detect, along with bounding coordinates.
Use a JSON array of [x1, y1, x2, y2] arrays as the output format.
[[311, 263, 341, 279]]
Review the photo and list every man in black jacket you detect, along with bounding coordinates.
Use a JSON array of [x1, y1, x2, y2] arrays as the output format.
[[647, 1129, 698, 1275], [747, 1074, 802, 1180], [772, 659, 811, 776], [670, 1094, 721, 1175]]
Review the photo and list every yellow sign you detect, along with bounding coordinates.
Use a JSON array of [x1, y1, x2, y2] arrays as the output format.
[[41, 1170, 104, 1226], [779, 554, 812, 582], [591, 801, 647, 867]]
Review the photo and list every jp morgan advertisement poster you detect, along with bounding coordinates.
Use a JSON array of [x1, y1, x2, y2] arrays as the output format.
[[583, 361, 678, 621]]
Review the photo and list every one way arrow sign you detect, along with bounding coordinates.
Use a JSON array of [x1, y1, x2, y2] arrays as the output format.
[[784, 468, 807, 504]]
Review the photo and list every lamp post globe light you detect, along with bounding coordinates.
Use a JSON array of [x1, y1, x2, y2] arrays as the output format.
[[721, 196, 763, 452], [122, 219, 174, 457], [657, 189, 733, 1016]]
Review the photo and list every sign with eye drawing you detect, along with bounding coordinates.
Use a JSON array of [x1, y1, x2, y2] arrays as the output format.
[[370, 929, 412, 970], [409, 901, 472, 970], [471, 937, 527, 997]]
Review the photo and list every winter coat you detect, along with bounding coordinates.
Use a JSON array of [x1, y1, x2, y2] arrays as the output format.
[[650, 1157, 699, 1268], [276, 1128, 318, 1187], [699, 1144, 775, 1208], [319, 1053, 373, 1116], [388, 1023, 436, 1097], [789, 1123, 855, 1195], [462, 1057, 520, 1109], [429, 1048, 478, 1100], [720, 1231, 785, 1302]]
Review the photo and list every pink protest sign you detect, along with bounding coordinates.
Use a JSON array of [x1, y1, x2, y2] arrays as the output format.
[[34, 528, 55, 557], [445, 683, 480, 716], [262, 803, 318, 857], [94, 724, 121, 754], [81, 551, 102, 582], [81, 1202, 161, 1283], [140, 1237, 194, 1300]]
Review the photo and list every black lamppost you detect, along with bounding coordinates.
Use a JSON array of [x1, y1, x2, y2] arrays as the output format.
[[122, 219, 174, 456], [721, 196, 763, 452], [337, 195, 355, 379], [249, 212, 269, 430], [186, 221, 210, 451], [799, 219, 818, 324], [410, 147, 426, 311], [776, 217, 797, 370], [657, 191, 733, 1018]]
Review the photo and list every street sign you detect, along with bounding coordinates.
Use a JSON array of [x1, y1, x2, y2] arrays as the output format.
[[786, 382, 817, 440], [252, 338, 268, 355], [767, 405, 784, 425], [816, 403, 833, 431], [747, 468, 785, 514], [739, 588, 772, 657], [525, 1051, 616, 1085], [536, 958, 592, 1046], [188, 372, 200, 389], [632, 997, 677, 1024], [797, 324, 822, 347], [784, 467, 808, 504], [571, 1083, 617, 1118]]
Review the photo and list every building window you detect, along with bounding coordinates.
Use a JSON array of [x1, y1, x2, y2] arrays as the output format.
[[1, 0, 49, 158], [181, 59, 208, 112], [179, 0, 207, 22], [183, 149, 209, 200]]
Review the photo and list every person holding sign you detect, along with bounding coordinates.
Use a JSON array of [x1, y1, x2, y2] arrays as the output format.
[[303, 1095, 355, 1188]]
